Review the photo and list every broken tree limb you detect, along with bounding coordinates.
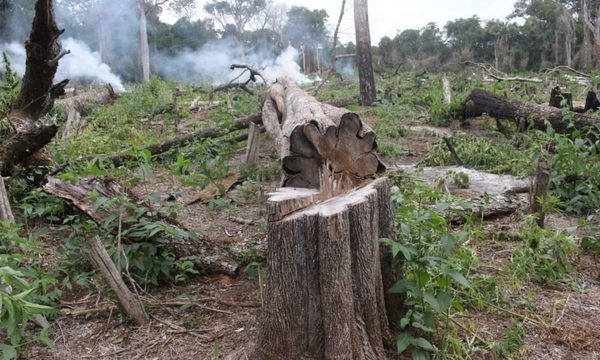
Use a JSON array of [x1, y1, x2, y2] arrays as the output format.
[[463, 89, 600, 133], [0, 0, 67, 175], [443, 137, 464, 166], [89, 235, 149, 325], [43, 176, 240, 276], [263, 80, 384, 189], [240, 178, 393, 359], [465, 61, 543, 83], [245, 122, 260, 164]]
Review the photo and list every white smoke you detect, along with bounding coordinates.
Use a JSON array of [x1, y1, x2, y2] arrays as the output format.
[[154, 38, 312, 85], [0, 38, 125, 92]]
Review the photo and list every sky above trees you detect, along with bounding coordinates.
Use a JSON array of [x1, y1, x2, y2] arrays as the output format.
[[161, 0, 517, 43]]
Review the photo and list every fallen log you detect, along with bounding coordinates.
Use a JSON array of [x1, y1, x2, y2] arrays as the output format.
[[235, 178, 394, 359], [263, 80, 383, 189], [463, 89, 600, 133], [0, 0, 67, 175], [394, 165, 530, 223], [43, 176, 240, 276]]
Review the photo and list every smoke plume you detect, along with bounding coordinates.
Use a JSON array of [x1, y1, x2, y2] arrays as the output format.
[[1, 38, 125, 92], [154, 38, 311, 85]]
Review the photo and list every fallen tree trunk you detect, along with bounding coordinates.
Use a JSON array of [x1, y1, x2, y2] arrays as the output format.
[[394, 165, 531, 223], [237, 178, 394, 359], [263, 80, 384, 188], [463, 89, 600, 133], [0, 0, 68, 175], [43, 176, 239, 276]]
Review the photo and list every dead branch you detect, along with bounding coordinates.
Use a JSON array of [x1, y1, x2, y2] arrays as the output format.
[[465, 61, 543, 83]]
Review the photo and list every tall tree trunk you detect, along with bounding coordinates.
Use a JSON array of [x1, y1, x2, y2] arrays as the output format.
[[582, 0, 594, 69], [566, 34, 572, 67], [354, 0, 376, 105], [138, 1, 150, 82]]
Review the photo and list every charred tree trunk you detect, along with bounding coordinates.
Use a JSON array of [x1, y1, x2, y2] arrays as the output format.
[[0, 0, 67, 175], [549, 86, 573, 110], [241, 178, 394, 359], [354, 0, 376, 105], [43, 176, 239, 276], [263, 81, 384, 189], [463, 89, 599, 133], [584, 91, 600, 112]]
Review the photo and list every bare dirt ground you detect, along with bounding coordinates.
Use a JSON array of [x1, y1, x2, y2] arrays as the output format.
[[23, 113, 600, 360]]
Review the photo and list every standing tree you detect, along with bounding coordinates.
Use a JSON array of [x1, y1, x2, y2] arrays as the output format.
[[136, 0, 194, 82], [204, 0, 267, 36], [354, 0, 376, 105]]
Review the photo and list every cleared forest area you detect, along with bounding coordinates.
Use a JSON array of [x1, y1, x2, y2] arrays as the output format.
[[1, 1, 599, 360]]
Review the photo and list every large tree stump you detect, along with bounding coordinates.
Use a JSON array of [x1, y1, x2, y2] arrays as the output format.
[[263, 80, 384, 189], [463, 89, 600, 133], [242, 177, 394, 359]]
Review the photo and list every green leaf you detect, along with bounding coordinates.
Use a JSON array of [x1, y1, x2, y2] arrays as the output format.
[[0, 344, 17, 360], [423, 292, 441, 313], [448, 270, 470, 288], [388, 280, 416, 294], [436, 292, 452, 313], [412, 349, 430, 360], [396, 332, 413, 354], [412, 337, 436, 352]]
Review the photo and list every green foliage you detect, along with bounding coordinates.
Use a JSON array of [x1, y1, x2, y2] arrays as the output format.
[[0, 53, 19, 141], [422, 131, 537, 177], [510, 215, 577, 284], [0, 223, 57, 358], [384, 178, 476, 358]]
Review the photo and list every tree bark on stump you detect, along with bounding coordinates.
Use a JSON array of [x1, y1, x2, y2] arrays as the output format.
[[263, 81, 384, 189], [463, 89, 600, 133], [0, 0, 67, 176], [243, 177, 394, 359]]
